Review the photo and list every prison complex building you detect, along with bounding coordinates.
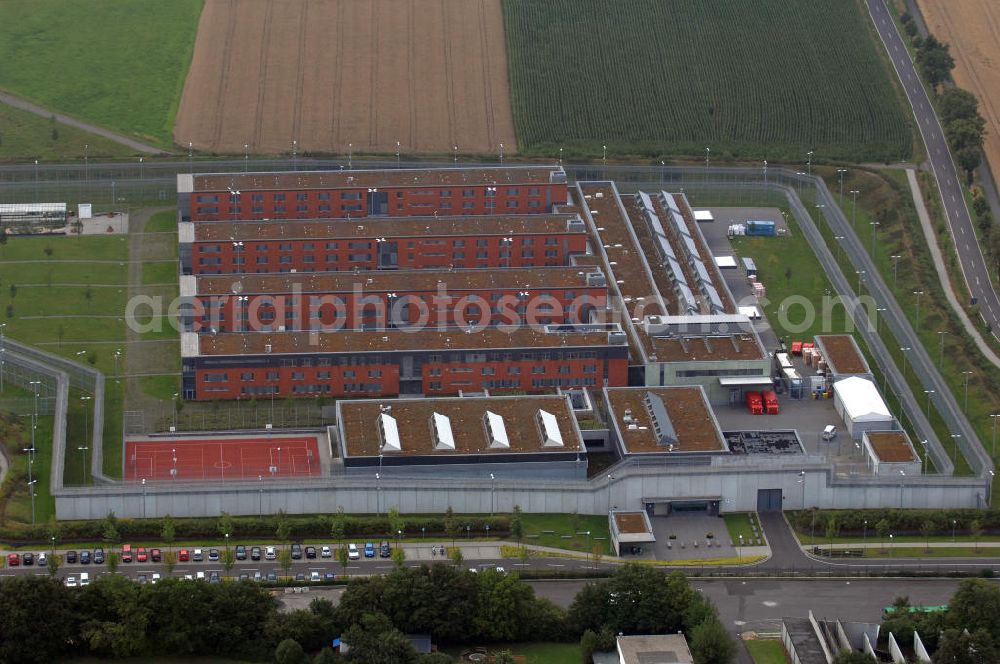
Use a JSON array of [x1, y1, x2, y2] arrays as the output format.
[[180, 323, 629, 401], [180, 267, 609, 333], [179, 213, 589, 275], [333, 393, 588, 479], [177, 166, 568, 222]]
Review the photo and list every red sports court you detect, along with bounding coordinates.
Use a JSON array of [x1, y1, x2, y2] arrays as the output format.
[[124, 434, 322, 481]]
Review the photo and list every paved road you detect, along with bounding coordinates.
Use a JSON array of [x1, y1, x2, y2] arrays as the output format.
[[866, 0, 1000, 333], [0, 91, 166, 155]]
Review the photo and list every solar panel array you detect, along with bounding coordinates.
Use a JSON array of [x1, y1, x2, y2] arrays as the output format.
[[656, 192, 725, 314], [635, 191, 698, 314]]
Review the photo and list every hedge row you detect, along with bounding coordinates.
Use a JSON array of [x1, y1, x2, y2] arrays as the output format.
[[0, 513, 511, 547], [789, 509, 1000, 537]]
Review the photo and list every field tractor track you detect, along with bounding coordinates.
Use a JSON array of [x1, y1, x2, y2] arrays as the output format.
[[211, 0, 239, 151], [291, 0, 310, 149], [477, 0, 496, 150], [407, 0, 417, 148], [252, 0, 275, 151], [331, 0, 345, 149], [938, 4, 1000, 140], [441, 0, 457, 149], [368, 1, 379, 147]]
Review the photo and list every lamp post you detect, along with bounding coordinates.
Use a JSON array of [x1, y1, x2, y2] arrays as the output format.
[[762, 159, 768, 186], [920, 439, 928, 475], [952, 519, 957, 542], [171, 448, 177, 481], [849, 190, 860, 230], [188, 142, 193, 174], [292, 139, 298, 171], [923, 390, 935, 419], [27, 478, 36, 524], [837, 168, 847, 203], [950, 434, 961, 465], [855, 269, 865, 295], [80, 394, 92, 446], [258, 474, 263, 517], [961, 371, 973, 412], [453, 145, 458, 163], [141, 478, 147, 518], [77, 445, 88, 485], [396, 141, 401, 167], [606, 474, 614, 513], [244, 144, 249, 172], [29, 380, 40, 456], [890, 255, 902, 289], [900, 347, 911, 378], [898, 469, 905, 508], [913, 291, 924, 330], [937, 331, 947, 367], [172, 392, 179, 430], [490, 473, 495, 516], [348, 143, 353, 169], [0, 322, 7, 392], [806, 150, 814, 178], [869, 221, 880, 256], [834, 235, 845, 262], [602, 144, 607, 166], [863, 519, 868, 550], [375, 472, 381, 515], [875, 307, 886, 335], [991, 414, 1000, 457], [988, 470, 996, 507]]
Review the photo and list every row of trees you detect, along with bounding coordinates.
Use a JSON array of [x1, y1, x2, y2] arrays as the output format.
[[0, 563, 735, 664], [789, 508, 995, 538]]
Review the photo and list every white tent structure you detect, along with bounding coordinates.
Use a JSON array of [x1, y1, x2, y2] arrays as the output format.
[[832, 377, 893, 439]]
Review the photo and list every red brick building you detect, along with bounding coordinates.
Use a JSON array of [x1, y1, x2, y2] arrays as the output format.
[[181, 324, 629, 400], [179, 214, 588, 275], [182, 267, 608, 332], [177, 166, 568, 222]]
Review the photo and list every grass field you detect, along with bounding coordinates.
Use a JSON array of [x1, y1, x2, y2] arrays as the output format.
[[724, 513, 763, 544], [145, 210, 178, 233], [520, 513, 612, 554], [0, 103, 138, 162], [744, 640, 788, 664], [503, 0, 912, 161], [0, 0, 204, 147]]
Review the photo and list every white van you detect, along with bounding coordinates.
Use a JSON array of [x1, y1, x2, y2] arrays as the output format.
[[822, 425, 838, 441], [265, 546, 277, 560], [79, 572, 90, 586]]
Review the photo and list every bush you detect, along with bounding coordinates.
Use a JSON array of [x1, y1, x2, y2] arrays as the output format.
[[788, 509, 1000, 537]]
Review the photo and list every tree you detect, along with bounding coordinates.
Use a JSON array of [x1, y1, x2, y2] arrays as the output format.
[[825, 515, 839, 551], [591, 543, 604, 569], [342, 613, 419, 664], [336, 545, 350, 576], [218, 511, 235, 539], [392, 546, 407, 569], [387, 506, 405, 539], [581, 626, 616, 663], [939, 88, 982, 125], [222, 547, 236, 577], [330, 507, 347, 545], [313, 648, 338, 664], [875, 519, 890, 552], [956, 147, 982, 184], [970, 519, 983, 553], [493, 651, 515, 664], [279, 548, 293, 577], [934, 628, 998, 664], [444, 506, 459, 547], [916, 35, 955, 90], [920, 520, 935, 552], [419, 654, 456, 664], [511, 505, 524, 544], [102, 511, 120, 543], [276, 509, 292, 545], [163, 549, 177, 575], [948, 579, 1000, 635], [832, 651, 878, 664], [46, 552, 62, 577], [161, 514, 176, 550], [0, 576, 76, 664], [689, 617, 736, 664], [274, 638, 307, 664], [449, 546, 464, 568], [106, 550, 119, 574]]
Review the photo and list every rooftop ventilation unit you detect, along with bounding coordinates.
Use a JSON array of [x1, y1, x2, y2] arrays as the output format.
[[378, 412, 401, 452], [484, 411, 510, 449], [644, 391, 679, 447], [431, 412, 455, 451], [537, 409, 564, 448]]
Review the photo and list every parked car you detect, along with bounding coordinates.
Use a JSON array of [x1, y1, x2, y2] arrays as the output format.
[[121, 544, 132, 563], [253, 571, 262, 582], [209, 571, 220, 584], [305, 546, 317, 559], [136, 547, 147, 563], [265, 546, 276, 561], [37, 552, 47, 567], [495, 566, 506, 574], [266, 570, 277, 582], [79, 551, 91, 565], [310, 571, 321, 582], [295, 572, 305, 582], [364, 543, 375, 558], [6, 553, 19, 567], [208, 549, 220, 562], [348, 543, 360, 560], [250, 546, 261, 561], [320, 545, 332, 558], [64, 575, 77, 587], [192, 548, 204, 562], [150, 549, 161, 563], [94, 548, 105, 565], [65, 550, 77, 564], [235, 545, 247, 561], [79, 572, 90, 586], [151, 572, 161, 584], [137, 574, 148, 585], [290, 544, 302, 560], [324, 572, 335, 581], [379, 541, 391, 558], [21, 553, 34, 566], [196, 571, 205, 581], [178, 549, 190, 562]]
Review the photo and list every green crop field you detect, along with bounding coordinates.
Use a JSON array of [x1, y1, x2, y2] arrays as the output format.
[[0, 103, 137, 162], [0, 0, 204, 148], [503, 0, 912, 162]]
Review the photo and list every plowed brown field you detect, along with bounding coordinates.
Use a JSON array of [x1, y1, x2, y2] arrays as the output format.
[[174, 0, 516, 155], [917, 0, 1000, 191]]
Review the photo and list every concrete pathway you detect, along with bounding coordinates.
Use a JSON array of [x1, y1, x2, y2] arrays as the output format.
[[0, 90, 166, 155], [906, 168, 1000, 369]]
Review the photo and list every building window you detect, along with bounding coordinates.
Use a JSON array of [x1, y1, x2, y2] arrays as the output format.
[[274, 193, 286, 202]]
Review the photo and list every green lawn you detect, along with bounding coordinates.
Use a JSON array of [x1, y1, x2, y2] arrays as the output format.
[[854, 546, 1000, 558], [724, 513, 763, 545], [146, 210, 179, 233], [503, 0, 911, 161], [0, 0, 204, 147], [142, 262, 178, 285], [141, 375, 181, 402], [0, 102, 138, 162], [745, 640, 788, 664], [443, 642, 581, 664], [520, 513, 612, 554]]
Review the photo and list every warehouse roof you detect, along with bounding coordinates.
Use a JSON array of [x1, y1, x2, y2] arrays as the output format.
[[190, 214, 586, 242], [866, 431, 918, 463], [337, 394, 582, 458], [186, 166, 565, 193], [604, 386, 726, 454], [193, 266, 604, 296], [184, 323, 627, 357], [815, 335, 870, 376]]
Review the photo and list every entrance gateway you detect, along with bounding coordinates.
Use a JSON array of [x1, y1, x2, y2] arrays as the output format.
[[641, 497, 721, 516], [756, 488, 783, 512]]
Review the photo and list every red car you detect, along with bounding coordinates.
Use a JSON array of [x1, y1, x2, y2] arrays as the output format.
[[150, 548, 161, 563], [137, 547, 148, 563], [121, 544, 133, 563], [6, 553, 18, 567], [178, 549, 189, 562]]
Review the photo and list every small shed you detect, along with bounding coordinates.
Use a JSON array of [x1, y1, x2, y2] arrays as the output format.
[[863, 430, 921, 477], [609, 510, 656, 556], [832, 377, 893, 439], [693, 210, 714, 223]]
